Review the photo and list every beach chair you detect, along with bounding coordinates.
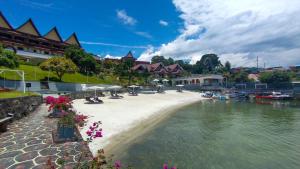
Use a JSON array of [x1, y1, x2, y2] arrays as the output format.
[[85, 97, 96, 104], [94, 97, 104, 103]]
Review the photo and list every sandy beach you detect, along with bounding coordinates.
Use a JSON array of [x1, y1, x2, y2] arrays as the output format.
[[73, 90, 204, 156]]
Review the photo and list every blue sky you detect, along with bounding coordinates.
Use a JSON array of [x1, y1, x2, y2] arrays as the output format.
[[0, 0, 181, 58], [1, 0, 300, 67]]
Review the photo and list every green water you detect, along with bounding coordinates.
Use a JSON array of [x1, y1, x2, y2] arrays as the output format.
[[118, 100, 300, 169]]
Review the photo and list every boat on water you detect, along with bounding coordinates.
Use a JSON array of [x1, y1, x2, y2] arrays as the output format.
[[201, 91, 213, 98], [255, 92, 293, 100], [212, 93, 229, 100]]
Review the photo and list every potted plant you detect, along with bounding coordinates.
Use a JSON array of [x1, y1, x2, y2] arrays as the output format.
[[46, 96, 72, 118], [57, 109, 76, 140]]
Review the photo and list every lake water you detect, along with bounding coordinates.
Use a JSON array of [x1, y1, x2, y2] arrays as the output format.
[[117, 100, 300, 169]]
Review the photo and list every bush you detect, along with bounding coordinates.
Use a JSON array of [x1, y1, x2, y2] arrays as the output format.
[[0, 46, 19, 68], [259, 71, 291, 83]]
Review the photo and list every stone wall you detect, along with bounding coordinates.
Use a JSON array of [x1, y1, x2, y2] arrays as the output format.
[[0, 96, 43, 120]]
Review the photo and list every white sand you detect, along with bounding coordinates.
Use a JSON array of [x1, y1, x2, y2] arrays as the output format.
[[73, 90, 204, 156]]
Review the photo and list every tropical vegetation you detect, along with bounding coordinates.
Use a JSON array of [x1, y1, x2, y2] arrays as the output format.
[[40, 57, 78, 81]]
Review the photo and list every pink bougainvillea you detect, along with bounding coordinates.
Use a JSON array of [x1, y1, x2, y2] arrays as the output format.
[[163, 164, 177, 169], [114, 160, 121, 169], [45, 96, 72, 112], [86, 121, 103, 142]]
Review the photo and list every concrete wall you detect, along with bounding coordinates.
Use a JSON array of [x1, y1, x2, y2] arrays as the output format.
[[0, 79, 90, 92], [0, 95, 43, 120]]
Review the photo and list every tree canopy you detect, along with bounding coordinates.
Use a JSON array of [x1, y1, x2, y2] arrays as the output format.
[[151, 56, 174, 66], [0, 45, 19, 68], [64, 45, 98, 74], [40, 57, 78, 81], [259, 71, 291, 84], [196, 54, 223, 73]]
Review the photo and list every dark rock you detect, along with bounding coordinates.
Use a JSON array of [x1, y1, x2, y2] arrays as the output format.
[[39, 147, 59, 156], [8, 160, 35, 169], [23, 144, 49, 152], [0, 157, 15, 169], [15, 151, 39, 162], [0, 150, 23, 159]]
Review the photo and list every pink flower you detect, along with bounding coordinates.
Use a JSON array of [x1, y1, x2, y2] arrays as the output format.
[[163, 164, 176, 169], [114, 160, 121, 169], [89, 126, 95, 131], [86, 130, 92, 136], [95, 131, 103, 138]]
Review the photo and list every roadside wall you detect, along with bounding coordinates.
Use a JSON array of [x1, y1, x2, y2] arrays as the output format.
[[0, 95, 43, 120]]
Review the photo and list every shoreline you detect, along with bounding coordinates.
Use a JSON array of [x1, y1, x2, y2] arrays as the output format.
[[73, 90, 205, 156], [105, 99, 203, 157]]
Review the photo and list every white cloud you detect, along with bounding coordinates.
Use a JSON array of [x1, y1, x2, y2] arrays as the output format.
[[116, 9, 137, 26], [134, 31, 152, 39], [80, 41, 148, 49], [103, 54, 121, 60], [140, 0, 300, 67], [159, 20, 169, 26]]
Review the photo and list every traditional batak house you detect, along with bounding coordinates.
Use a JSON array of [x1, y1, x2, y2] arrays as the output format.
[[0, 11, 81, 61], [104, 51, 150, 65], [132, 62, 184, 77]]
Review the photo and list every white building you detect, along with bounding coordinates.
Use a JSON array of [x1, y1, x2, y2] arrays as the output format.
[[171, 74, 224, 86]]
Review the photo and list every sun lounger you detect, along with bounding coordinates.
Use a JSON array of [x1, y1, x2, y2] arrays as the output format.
[[94, 97, 104, 103]]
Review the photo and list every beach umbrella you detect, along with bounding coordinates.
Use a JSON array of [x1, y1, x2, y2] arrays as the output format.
[[128, 85, 140, 93], [128, 85, 140, 88], [153, 79, 159, 82], [162, 79, 169, 82], [176, 84, 184, 87], [86, 86, 106, 97], [109, 85, 122, 90], [108, 85, 122, 96]]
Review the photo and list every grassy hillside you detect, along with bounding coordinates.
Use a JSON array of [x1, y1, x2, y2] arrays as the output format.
[[0, 91, 39, 99], [0, 65, 117, 84]]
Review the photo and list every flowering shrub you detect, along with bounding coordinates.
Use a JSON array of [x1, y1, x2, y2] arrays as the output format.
[[57, 110, 76, 126], [163, 164, 177, 169], [86, 121, 103, 142], [45, 96, 72, 112], [75, 114, 88, 127]]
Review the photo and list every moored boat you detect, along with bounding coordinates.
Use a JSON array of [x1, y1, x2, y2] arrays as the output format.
[[255, 92, 293, 100]]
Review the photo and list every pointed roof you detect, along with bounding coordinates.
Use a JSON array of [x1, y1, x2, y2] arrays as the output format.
[[65, 33, 81, 47], [0, 11, 13, 29], [16, 18, 41, 36], [44, 27, 63, 42], [166, 64, 183, 72], [124, 51, 134, 58]]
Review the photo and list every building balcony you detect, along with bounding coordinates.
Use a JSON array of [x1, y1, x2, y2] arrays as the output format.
[[16, 50, 53, 59]]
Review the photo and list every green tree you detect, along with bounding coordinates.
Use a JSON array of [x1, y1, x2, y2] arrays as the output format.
[[0, 46, 19, 68], [259, 71, 291, 83], [151, 55, 175, 66], [197, 54, 222, 73], [115, 59, 135, 85], [40, 57, 78, 81], [175, 60, 193, 73], [232, 71, 249, 83], [225, 61, 231, 72], [65, 45, 98, 74]]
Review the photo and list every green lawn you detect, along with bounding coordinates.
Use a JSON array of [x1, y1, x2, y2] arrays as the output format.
[[0, 91, 39, 99], [0, 65, 117, 84]]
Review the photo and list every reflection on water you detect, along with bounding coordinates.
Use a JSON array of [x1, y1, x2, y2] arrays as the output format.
[[117, 100, 300, 169]]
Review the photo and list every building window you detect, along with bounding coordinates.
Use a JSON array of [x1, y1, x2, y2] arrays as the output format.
[[45, 51, 49, 55]]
